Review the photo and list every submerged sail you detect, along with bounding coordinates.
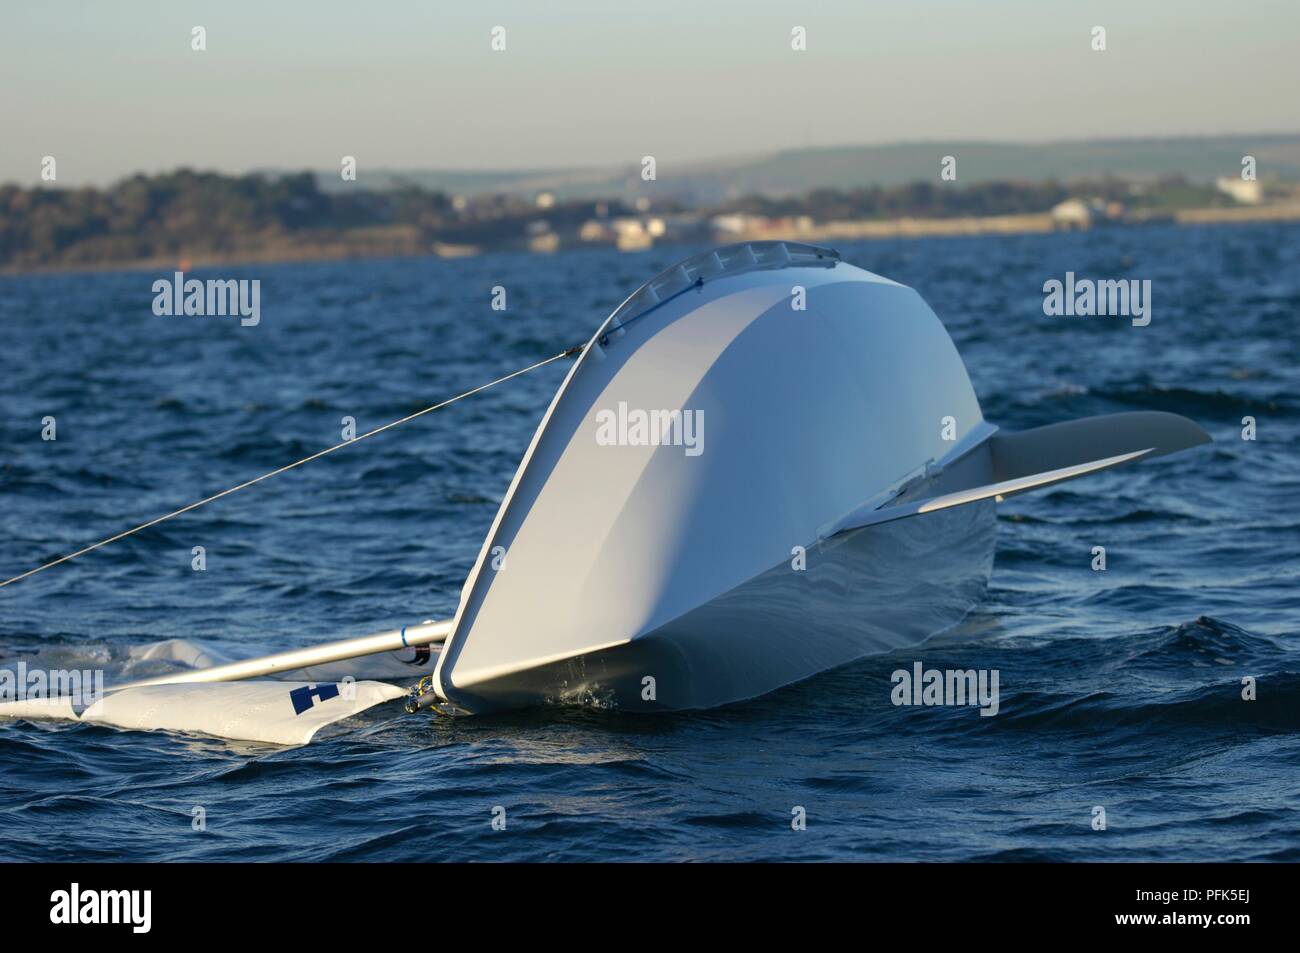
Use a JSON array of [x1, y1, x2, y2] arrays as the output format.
[[0, 637, 435, 745]]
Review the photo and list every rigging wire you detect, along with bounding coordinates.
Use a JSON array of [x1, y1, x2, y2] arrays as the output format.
[[0, 344, 585, 590]]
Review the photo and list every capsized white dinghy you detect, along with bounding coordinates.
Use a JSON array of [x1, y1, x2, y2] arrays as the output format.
[[1, 242, 1210, 742]]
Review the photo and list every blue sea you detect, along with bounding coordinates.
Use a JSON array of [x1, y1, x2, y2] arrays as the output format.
[[1, 224, 1297, 862]]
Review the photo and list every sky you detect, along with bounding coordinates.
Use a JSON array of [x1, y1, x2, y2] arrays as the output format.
[[2, 0, 1297, 186]]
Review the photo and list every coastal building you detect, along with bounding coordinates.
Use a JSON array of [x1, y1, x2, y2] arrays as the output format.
[[1050, 198, 1093, 229], [1050, 198, 1126, 230], [1215, 177, 1263, 205], [711, 213, 815, 240], [579, 220, 614, 243], [577, 214, 708, 251], [613, 218, 654, 251], [525, 220, 559, 253]]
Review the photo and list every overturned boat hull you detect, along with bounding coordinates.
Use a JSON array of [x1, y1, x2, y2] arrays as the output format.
[[434, 244, 1003, 712], [432, 242, 1209, 714]]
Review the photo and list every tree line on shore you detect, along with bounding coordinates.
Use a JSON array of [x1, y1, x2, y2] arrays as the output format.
[[0, 169, 1231, 270]]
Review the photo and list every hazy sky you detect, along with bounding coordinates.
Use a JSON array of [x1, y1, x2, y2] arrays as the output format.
[[2, 0, 1297, 185]]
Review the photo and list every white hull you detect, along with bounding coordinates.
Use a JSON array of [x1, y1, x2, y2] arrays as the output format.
[[445, 499, 996, 712], [432, 243, 1004, 712], [432, 242, 1208, 715]]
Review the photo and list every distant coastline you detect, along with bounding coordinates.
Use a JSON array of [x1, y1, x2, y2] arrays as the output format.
[[7, 205, 1300, 279], [4, 165, 1299, 276]]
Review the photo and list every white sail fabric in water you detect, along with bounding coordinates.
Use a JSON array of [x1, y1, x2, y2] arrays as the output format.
[[0, 679, 407, 746], [0, 637, 429, 745]]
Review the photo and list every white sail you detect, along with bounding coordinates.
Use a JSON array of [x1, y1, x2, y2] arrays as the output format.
[[0, 622, 449, 744], [0, 679, 407, 746]]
